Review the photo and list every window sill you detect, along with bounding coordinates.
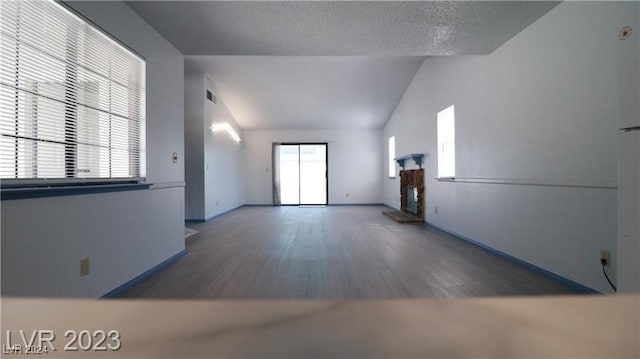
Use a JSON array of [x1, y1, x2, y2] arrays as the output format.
[[436, 177, 455, 182], [1, 182, 152, 201], [388, 177, 396, 180]]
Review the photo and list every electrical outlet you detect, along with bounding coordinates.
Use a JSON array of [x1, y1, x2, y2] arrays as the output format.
[[346, 193, 349, 198], [80, 258, 90, 276], [435, 206, 438, 214], [600, 250, 611, 267], [171, 152, 178, 164]]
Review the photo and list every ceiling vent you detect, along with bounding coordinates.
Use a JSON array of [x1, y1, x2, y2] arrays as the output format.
[[206, 89, 217, 104]]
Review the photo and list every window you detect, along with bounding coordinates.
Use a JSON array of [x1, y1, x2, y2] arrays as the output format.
[[388, 136, 396, 178], [437, 105, 455, 178], [0, 0, 146, 186]]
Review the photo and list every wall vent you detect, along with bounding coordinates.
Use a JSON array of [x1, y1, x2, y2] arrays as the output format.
[[206, 89, 217, 104]]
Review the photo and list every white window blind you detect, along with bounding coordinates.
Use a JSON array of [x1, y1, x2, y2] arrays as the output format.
[[437, 105, 455, 178], [0, 0, 146, 185]]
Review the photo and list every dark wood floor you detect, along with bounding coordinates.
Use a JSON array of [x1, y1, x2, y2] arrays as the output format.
[[121, 206, 579, 299]]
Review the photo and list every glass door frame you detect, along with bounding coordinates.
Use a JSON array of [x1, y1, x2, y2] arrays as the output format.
[[272, 142, 328, 206]]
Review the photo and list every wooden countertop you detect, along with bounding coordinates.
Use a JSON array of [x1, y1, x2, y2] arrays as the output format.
[[2, 295, 639, 358]]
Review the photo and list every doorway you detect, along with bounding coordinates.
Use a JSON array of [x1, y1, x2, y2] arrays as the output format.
[[273, 143, 328, 205]]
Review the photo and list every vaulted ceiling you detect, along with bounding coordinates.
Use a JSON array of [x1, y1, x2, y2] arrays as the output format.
[[185, 56, 425, 129], [127, 1, 559, 129]]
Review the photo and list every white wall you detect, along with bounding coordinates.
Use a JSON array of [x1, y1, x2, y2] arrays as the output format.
[[1, 1, 185, 297], [383, 2, 634, 293], [203, 76, 244, 219], [617, 3, 640, 293], [1, 189, 184, 297], [184, 73, 205, 219], [184, 72, 244, 220], [243, 129, 382, 205]]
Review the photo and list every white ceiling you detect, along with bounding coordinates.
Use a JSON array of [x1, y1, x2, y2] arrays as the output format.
[[127, 1, 559, 129], [128, 1, 559, 56], [186, 56, 425, 129]]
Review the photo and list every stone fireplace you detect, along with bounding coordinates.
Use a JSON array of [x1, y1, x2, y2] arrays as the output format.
[[382, 153, 425, 223], [400, 169, 424, 220]]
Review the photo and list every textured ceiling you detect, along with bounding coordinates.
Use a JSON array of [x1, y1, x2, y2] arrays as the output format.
[[128, 1, 559, 129], [128, 1, 559, 56], [186, 56, 425, 129]]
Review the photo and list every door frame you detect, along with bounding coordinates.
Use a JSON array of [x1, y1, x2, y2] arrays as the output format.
[[272, 142, 328, 206]]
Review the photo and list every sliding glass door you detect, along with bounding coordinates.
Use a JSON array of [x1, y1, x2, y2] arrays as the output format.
[[273, 143, 327, 205], [300, 144, 327, 204], [277, 144, 301, 205]]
